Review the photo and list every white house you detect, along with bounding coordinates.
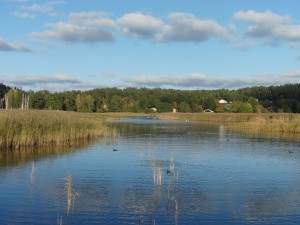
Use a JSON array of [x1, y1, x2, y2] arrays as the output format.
[[204, 109, 214, 113], [218, 99, 228, 104]]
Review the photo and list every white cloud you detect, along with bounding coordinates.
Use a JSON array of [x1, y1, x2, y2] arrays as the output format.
[[0, 37, 32, 52], [281, 71, 300, 78], [0, 74, 118, 91], [123, 71, 300, 89], [233, 10, 300, 42], [117, 12, 233, 42], [0, 74, 85, 91], [164, 12, 233, 42], [20, 3, 53, 13], [30, 22, 115, 43], [14, 1, 66, 19], [2, 71, 299, 91], [117, 13, 165, 40], [14, 11, 35, 19], [30, 12, 116, 43], [69, 11, 116, 28], [2, 74, 80, 85]]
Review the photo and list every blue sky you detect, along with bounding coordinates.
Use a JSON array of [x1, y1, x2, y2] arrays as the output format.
[[0, 0, 300, 91]]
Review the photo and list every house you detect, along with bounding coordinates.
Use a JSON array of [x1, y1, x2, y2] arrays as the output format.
[[218, 99, 228, 104], [204, 109, 214, 113], [150, 107, 157, 113]]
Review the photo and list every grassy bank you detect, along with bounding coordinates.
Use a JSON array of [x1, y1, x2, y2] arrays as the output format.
[[0, 110, 118, 150], [158, 113, 300, 134]]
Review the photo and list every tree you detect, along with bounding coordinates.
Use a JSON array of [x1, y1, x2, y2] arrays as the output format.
[[6, 89, 22, 109], [109, 95, 122, 112], [157, 102, 173, 112], [29, 91, 47, 109], [202, 95, 216, 110], [179, 101, 191, 113], [239, 103, 253, 113], [247, 97, 258, 112], [84, 94, 95, 112], [215, 102, 224, 113], [0, 83, 10, 98], [75, 94, 82, 112]]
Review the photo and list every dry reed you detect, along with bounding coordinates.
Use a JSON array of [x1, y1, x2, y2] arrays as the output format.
[[0, 110, 118, 150], [158, 113, 300, 134]]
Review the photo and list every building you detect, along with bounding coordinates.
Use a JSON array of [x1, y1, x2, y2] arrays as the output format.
[[218, 99, 228, 104]]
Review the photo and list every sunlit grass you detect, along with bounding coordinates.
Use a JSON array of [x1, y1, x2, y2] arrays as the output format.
[[158, 113, 300, 134], [0, 110, 118, 150]]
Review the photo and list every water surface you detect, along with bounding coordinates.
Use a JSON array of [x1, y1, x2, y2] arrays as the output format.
[[1, 116, 300, 224]]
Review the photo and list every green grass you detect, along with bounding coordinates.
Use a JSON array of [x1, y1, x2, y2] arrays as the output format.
[[0, 110, 118, 150]]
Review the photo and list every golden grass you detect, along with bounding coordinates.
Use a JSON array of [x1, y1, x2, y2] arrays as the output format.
[[158, 113, 300, 134], [0, 110, 118, 150]]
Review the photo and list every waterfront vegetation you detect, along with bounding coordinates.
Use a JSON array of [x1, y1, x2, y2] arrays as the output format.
[[0, 110, 118, 150], [1, 109, 299, 151], [158, 113, 300, 134]]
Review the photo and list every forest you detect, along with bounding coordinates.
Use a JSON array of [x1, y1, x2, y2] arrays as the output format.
[[0, 83, 300, 113]]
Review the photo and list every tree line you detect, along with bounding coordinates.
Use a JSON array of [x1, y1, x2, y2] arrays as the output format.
[[1, 83, 300, 113]]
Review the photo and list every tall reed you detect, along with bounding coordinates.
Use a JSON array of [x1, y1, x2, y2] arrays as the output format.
[[0, 110, 118, 150], [158, 113, 300, 134]]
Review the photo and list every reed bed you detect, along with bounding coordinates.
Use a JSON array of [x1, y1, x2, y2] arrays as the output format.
[[0, 110, 118, 150], [158, 113, 300, 134]]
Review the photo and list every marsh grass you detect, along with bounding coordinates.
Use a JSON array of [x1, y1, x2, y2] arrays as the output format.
[[158, 113, 300, 134], [0, 110, 118, 150], [228, 115, 300, 134]]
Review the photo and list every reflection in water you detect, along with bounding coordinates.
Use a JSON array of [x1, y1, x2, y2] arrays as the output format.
[[30, 161, 35, 185], [1, 117, 300, 224], [0, 138, 115, 169]]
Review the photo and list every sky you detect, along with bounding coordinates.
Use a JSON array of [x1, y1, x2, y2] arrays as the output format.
[[0, 0, 300, 91]]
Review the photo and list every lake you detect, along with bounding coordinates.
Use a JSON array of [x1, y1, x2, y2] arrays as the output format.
[[1, 116, 300, 225]]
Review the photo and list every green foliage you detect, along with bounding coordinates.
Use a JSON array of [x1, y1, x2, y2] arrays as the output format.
[[29, 91, 47, 109], [201, 95, 216, 110], [179, 101, 192, 113], [0, 83, 10, 98], [239, 103, 253, 113], [247, 97, 258, 112], [6, 89, 22, 108], [230, 101, 253, 113], [1, 82, 300, 113], [215, 102, 224, 113]]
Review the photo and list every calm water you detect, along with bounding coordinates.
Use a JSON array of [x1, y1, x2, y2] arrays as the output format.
[[1, 117, 300, 225]]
